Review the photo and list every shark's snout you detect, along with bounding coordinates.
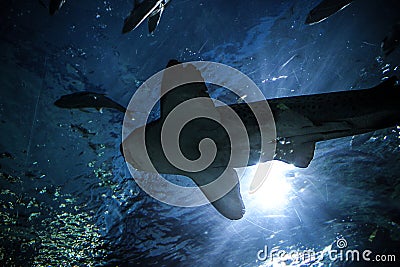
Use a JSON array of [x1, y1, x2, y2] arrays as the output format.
[[54, 96, 71, 108], [53, 99, 63, 107], [121, 141, 141, 170]]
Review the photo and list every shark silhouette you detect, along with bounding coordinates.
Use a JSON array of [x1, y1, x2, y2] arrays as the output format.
[[56, 60, 400, 220], [122, 0, 171, 34], [122, 61, 400, 219], [54, 91, 126, 113], [305, 0, 354, 25], [49, 0, 66, 15]]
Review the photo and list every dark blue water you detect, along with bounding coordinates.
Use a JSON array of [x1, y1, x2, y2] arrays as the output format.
[[1, 0, 399, 266]]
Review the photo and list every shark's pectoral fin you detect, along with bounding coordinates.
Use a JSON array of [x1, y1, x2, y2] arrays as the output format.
[[78, 108, 93, 113], [148, 6, 164, 33], [160, 60, 219, 121], [158, 60, 240, 218], [275, 141, 316, 168], [189, 167, 245, 220], [211, 181, 245, 220]]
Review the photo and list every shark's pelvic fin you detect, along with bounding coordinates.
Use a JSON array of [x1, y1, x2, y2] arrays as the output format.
[[275, 141, 316, 168]]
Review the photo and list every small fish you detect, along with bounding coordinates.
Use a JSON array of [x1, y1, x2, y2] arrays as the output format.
[[54, 91, 126, 113], [122, 0, 171, 34], [305, 0, 354, 25], [0, 172, 20, 183], [0, 152, 14, 159], [25, 171, 36, 178], [381, 22, 400, 57], [49, 0, 66, 15], [70, 124, 96, 138], [369, 229, 378, 242], [88, 142, 103, 151]]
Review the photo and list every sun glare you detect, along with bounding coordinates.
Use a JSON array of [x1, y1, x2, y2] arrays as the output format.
[[242, 161, 295, 212]]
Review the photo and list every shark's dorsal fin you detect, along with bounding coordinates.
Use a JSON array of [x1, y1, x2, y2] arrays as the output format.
[[275, 141, 316, 168], [160, 60, 218, 121]]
